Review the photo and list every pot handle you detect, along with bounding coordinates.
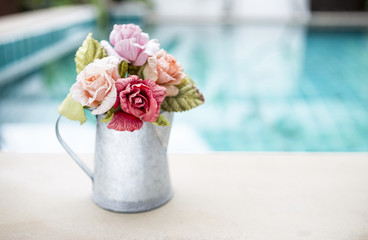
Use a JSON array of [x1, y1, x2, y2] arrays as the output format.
[[55, 115, 94, 181]]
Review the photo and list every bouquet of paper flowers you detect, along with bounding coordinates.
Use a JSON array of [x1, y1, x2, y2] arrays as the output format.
[[58, 24, 204, 132]]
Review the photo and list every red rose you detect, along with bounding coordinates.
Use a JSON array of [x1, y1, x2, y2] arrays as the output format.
[[107, 75, 166, 132]]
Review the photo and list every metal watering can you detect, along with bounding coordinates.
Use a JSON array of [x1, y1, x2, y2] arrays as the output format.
[[55, 112, 173, 213]]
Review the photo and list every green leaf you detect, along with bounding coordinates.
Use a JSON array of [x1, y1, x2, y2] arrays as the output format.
[[137, 64, 145, 78], [152, 114, 170, 127], [101, 107, 115, 123], [181, 74, 195, 86], [119, 61, 128, 78], [58, 93, 87, 125], [160, 75, 205, 112], [75, 33, 107, 74], [128, 65, 140, 75], [128, 65, 144, 78]]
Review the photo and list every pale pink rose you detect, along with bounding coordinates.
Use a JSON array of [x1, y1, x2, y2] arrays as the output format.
[[70, 56, 120, 115], [143, 49, 185, 96], [109, 24, 159, 66], [100, 40, 124, 63], [107, 75, 166, 132]]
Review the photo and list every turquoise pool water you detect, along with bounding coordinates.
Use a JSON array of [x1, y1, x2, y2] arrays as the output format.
[[0, 22, 368, 152]]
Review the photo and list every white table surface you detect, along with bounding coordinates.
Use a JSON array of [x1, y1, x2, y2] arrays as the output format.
[[0, 152, 368, 240]]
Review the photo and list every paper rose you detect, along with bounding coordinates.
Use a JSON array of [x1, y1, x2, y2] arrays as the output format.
[[58, 25, 204, 131], [107, 75, 167, 132], [70, 56, 120, 115], [143, 49, 185, 96], [100, 40, 124, 63], [109, 24, 160, 66]]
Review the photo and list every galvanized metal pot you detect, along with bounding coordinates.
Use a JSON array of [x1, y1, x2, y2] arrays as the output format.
[[56, 112, 174, 213]]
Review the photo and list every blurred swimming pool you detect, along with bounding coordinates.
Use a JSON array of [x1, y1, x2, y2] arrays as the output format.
[[0, 21, 367, 152]]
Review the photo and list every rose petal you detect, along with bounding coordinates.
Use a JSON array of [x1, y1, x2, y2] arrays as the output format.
[[109, 24, 121, 46], [142, 56, 158, 81], [70, 81, 89, 106], [164, 85, 179, 97], [144, 79, 167, 106], [100, 41, 127, 63], [114, 76, 136, 108], [134, 39, 160, 66], [114, 39, 143, 64], [174, 71, 186, 83], [140, 79, 166, 122], [157, 70, 177, 85], [91, 85, 107, 103], [120, 89, 146, 118], [134, 51, 149, 66], [92, 85, 117, 115], [155, 49, 165, 58], [107, 110, 143, 132], [124, 24, 143, 41], [141, 99, 158, 122], [128, 87, 152, 119]]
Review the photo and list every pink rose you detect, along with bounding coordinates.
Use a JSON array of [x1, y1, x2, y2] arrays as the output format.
[[109, 24, 160, 66], [107, 75, 166, 132], [70, 56, 120, 115], [100, 40, 124, 63], [143, 49, 185, 96]]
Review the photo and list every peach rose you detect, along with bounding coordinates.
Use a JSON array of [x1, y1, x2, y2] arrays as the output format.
[[143, 49, 185, 96], [70, 56, 120, 115]]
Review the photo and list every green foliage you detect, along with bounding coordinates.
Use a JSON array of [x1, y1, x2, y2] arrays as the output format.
[[119, 61, 128, 78], [58, 93, 86, 125], [128, 64, 144, 78], [152, 114, 170, 127], [75, 33, 107, 74], [100, 107, 115, 123], [160, 75, 205, 112]]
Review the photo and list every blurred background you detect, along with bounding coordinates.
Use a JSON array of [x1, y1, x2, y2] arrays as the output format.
[[0, 0, 367, 153]]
